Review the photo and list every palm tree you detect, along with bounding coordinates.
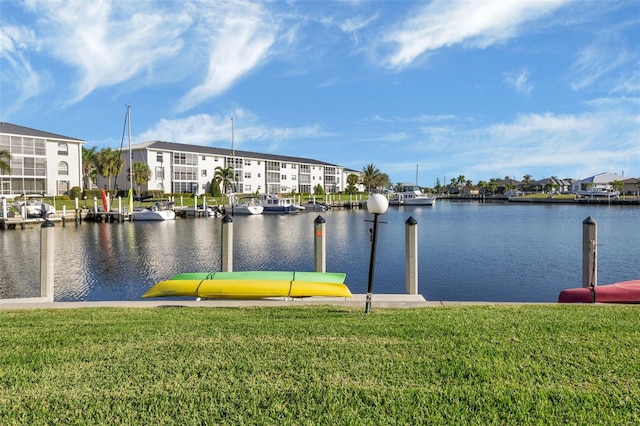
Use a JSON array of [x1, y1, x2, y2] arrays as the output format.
[[361, 164, 380, 193], [522, 174, 533, 192], [0, 149, 11, 174], [82, 146, 98, 189], [214, 166, 236, 200], [609, 180, 624, 197], [96, 148, 124, 190], [131, 161, 152, 199]]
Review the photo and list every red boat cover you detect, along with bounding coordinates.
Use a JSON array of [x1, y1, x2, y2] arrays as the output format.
[[558, 280, 640, 304]]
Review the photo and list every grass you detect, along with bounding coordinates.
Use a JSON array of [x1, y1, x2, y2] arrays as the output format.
[[1, 305, 639, 424]]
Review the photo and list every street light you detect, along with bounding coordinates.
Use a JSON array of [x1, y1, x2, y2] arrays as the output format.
[[365, 193, 389, 313]]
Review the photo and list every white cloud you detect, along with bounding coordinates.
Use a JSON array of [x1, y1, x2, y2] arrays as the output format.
[[138, 111, 323, 151], [0, 25, 44, 113], [570, 42, 636, 92], [175, 2, 278, 112], [378, 0, 567, 70], [504, 68, 533, 96], [21, 1, 191, 105]]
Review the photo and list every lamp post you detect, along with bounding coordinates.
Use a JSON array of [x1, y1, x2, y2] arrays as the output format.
[[365, 193, 389, 313]]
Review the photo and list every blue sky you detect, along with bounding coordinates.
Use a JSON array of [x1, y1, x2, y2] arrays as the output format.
[[1, 0, 639, 187]]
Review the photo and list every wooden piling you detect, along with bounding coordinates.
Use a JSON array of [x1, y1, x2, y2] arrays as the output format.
[[582, 216, 597, 288], [405, 216, 418, 295], [314, 215, 326, 273]]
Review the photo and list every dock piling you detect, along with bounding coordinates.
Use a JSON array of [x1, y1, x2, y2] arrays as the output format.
[[582, 216, 597, 289], [314, 215, 326, 273], [405, 216, 418, 295]]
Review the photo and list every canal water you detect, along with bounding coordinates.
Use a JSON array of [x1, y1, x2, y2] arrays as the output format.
[[1, 201, 638, 302]]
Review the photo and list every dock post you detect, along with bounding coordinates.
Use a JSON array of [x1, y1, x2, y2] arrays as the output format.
[[62, 205, 66, 227], [405, 216, 418, 295], [221, 215, 233, 272], [1, 198, 6, 230], [118, 197, 122, 223], [74, 197, 79, 225], [314, 215, 326, 272], [582, 216, 597, 289], [194, 195, 198, 217], [40, 219, 55, 302]]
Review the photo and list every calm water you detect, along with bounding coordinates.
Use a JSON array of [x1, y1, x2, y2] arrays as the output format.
[[1, 201, 638, 302]]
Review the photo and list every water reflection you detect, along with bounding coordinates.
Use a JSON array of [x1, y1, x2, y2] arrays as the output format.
[[1, 202, 638, 302]]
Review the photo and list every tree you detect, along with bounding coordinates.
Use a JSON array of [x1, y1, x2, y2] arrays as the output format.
[[82, 146, 98, 189], [210, 177, 222, 197], [362, 164, 380, 193], [345, 173, 359, 195], [522, 174, 533, 192], [0, 149, 11, 174], [609, 180, 624, 196], [478, 180, 488, 195], [131, 161, 151, 199], [214, 166, 236, 199], [96, 148, 123, 190], [314, 184, 325, 195]]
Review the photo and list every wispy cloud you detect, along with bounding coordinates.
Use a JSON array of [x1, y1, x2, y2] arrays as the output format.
[[138, 110, 323, 152], [377, 0, 568, 70], [570, 39, 636, 92], [504, 68, 533, 96], [25, 1, 190, 105], [0, 24, 45, 112], [176, 2, 278, 112]]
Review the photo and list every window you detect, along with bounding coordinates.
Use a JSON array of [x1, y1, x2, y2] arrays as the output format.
[[155, 167, 164, 180], [57, 143, 68, 155], [291, 164, 297, 169], [57, 180, 69, 195], [244, 172, 251, 179], [58, 161, 69, 175], [201, 170, 207, 177], [215, 157, 219, 162], [244, 160, 251, 166], [157, 152, 163, 162], [202, 156, 206, 161], [292, 175, 297, 181], [281, 175, 287, 180]]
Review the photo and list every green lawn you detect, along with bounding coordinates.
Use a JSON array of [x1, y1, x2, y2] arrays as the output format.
[[1, 305, 638, 424]]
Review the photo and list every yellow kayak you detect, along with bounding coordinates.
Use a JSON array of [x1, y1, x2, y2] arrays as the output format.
[[141, 271, 352, 299]]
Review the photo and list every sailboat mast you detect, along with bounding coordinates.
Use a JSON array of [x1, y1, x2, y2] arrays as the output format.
[[230, 116, 235, 157], [416, 164, 419, 186], [127, 105, 133, 194]]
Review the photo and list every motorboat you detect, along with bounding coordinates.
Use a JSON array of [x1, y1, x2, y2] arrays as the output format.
[[13, 195, 56, 217], [227, 198, 264, 215], [300, 201, 329, 212], [389, 185, 436, 206], [132, 202, 176, 221], [257, 193, 304, 214]]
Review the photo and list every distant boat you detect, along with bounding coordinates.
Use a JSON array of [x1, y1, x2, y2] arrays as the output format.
[[132, 202, 176, 221], [13, 195, 56, 218], [257, 193, 305, 214], [389, 185, 436, 206], [227, 196, 263, 215]]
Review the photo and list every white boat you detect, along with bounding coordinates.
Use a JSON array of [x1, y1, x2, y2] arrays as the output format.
[[301, 201, 328, 212], [132, 203, 176, 221], [390, 185, 436, 206], [577, 189, 619, 197], [257, 193, 304, 214], [13, 195, 56, 217], [226, 197, 264, 215]]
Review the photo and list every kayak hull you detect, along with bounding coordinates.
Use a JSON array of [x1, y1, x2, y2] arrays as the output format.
[[142, 271, 352, 299], [558, 280, 640, 304]]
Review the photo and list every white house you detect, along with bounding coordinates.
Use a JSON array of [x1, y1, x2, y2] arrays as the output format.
[[101, 140, 346, 196], [0, 122, 84, 197], [571, 172, 626, 196]]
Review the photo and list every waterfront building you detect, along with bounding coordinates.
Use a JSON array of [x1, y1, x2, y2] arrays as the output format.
[[0, 122, 84, 197], [103, 140, 349, 196], [571, 172, 626, 195]]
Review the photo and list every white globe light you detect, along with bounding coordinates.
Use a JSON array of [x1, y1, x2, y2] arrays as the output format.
[[367, 194, 389, 214]]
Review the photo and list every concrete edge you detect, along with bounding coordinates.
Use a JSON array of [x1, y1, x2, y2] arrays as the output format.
[[0, 294, 561, 310]]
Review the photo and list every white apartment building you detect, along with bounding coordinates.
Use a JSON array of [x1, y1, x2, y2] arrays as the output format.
[[104, 141, 348, 196], [0, 122, 84, 197]]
